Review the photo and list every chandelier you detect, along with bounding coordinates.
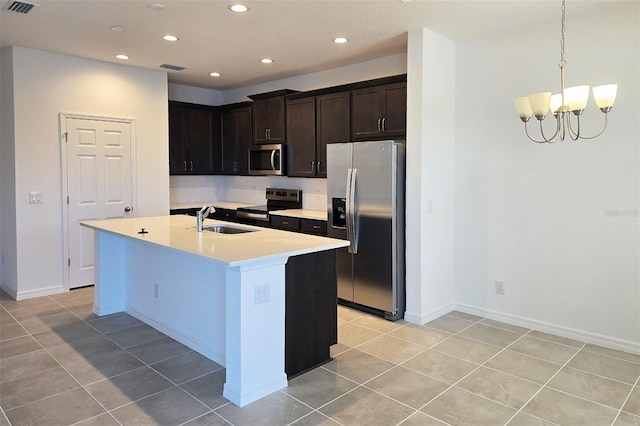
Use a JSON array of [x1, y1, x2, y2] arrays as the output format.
[[513, 0, 617, 143]]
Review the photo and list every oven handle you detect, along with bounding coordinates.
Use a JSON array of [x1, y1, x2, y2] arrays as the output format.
[[236, 211, 269, 221]]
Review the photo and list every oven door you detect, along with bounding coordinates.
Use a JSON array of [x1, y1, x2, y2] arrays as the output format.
[[249, 144, 286, 176], [236, 210, 271, 227]]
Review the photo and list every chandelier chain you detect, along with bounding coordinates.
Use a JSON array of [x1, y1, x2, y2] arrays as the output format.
[[560, 0, 566, 67]]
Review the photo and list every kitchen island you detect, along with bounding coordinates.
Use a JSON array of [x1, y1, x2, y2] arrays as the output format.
[[80, 215, 349, 407]]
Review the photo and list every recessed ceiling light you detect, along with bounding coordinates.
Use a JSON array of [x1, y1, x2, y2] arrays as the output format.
[[260, 58, 273, 64], [333, 37, 348, 44], [163, 35, 179, 41], [110, 26, 125, 32], [210, 72, 221, 77], [147, 3, 165, 10], [228, 4, 248, 13], [116, 54, 129, 60]]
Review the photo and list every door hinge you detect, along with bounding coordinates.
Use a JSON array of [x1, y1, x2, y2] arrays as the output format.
[[68, 258, 71, 267], [63, 132, 68, 142], [67, 196, 70, 205]]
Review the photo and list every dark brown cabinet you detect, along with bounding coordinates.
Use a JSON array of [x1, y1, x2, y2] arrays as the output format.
[[169, 101, 220, 175], [351, 82, 406, 140], [286, 97, 317, 177], [270, 215, 300, 231], [271, 215, 327, 236], [220, 104, 252, 175], [286, 91, 350, 178], [252, 96, 286, 144], [210, 207, 237, 222]]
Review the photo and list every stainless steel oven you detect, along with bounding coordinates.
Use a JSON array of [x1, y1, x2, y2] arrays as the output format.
[[248, 144, 286, 176], [236, 188, 302, 227]]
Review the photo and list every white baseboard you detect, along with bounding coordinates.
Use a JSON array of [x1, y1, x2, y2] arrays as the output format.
[[454, 303, 640, 355], [223, 374, 288, 407], [126, 304, 226, 367], [8, 284, 65, 301], [404, 303, 454, 325]]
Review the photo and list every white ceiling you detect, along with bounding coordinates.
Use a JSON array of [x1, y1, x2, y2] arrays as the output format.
[[0, 0, 621, 90]]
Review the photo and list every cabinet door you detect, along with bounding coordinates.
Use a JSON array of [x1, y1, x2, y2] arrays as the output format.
[[235, 107, 252, 175], [316, 92, 350, 177], [286, 97, 316, 177], [382, 82, 406, 137], [351, 86, 384, 140], [187, 108, 215, 174], [252, 99, 270, 144], [267, 96, 286, 143], [169, 104, 188, 174], [252, 97, 285, 144], [220, 109, 237, 175]]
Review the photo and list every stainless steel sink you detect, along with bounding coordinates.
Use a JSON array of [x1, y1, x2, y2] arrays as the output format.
[[202, 225, 257, 234]]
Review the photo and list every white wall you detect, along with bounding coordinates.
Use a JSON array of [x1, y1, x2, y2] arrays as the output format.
[[1, 47, 170, 299], [453, 3, 640, 351], [404, 29, 456, 324]]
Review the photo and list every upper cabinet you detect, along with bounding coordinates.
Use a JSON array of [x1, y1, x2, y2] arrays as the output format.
[[249, 90, 297, 145], [316, 91, 351, 177], [351, 82, 406, 140], [169, 101, 220, 175], [220, 103, 252, 175]]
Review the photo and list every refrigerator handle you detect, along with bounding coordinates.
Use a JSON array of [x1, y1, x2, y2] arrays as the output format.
[[348, 168, 358, 254], [345, 168, 354, 254]]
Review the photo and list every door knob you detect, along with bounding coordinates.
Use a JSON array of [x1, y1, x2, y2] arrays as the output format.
[[124, 206, 132, 212]]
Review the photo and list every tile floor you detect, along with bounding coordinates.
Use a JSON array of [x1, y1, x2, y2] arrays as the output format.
[[1, 287, 639, 426]]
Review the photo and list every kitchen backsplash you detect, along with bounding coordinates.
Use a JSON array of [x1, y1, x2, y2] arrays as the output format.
[[170, 176, 327, 211]]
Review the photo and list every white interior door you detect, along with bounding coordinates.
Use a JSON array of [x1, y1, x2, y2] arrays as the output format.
[[65, 116, 133, 289]]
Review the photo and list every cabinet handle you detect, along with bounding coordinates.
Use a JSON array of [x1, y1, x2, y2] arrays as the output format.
[[265, 129, 268, 140], [313, 225, 321, 229], [381, 117, 386, 132], [190, 160, 193, 171], [311, 161, 315, 172], [268, 128, 272, 139], [282, 221, 289, 225], [377, 118, 382, 132], [183, 160, 187, 171], [317, 161, 321, 173]]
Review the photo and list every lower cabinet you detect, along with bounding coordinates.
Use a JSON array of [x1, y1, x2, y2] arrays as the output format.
[[285, 250, 337, 378], [169, 207, 237, 223], [271, 216, 327, 236]]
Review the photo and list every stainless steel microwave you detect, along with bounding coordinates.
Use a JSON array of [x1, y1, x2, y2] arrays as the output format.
[[248, 144, 286, 176]]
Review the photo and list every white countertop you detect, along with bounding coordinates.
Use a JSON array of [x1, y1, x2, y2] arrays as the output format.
[[170, 201, 255, 210], [270, 209, 327, 221], [81, 215, 348, 267]]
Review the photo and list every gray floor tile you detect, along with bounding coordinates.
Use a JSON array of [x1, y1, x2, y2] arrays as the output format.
[[4, 300, 64, 321], [402, 349, 477, 384], [507, 412, 558, 426], [615, 411, 640, 426], [68, 303, 99, 321], [548, 366, 633, 409], [4, 388, 104, 426], [184, 412, 233, 426], [485, 349, 561, 384], [0, 309, 15, 324], [0, 294, 56, 311], [568, 349, 640, 384], [85, 366, 173, 410], [0, 366, 80, 410], [329, 343, 350, 358], [127, 335, 191, 364], [323, 349, 394, 384], [478, 318, 530, 335], [49, 286, 94, 303], [623, 386, 640, 416], [105, 322, 166, 348], [508, 335, 580, 364], [358, 334, 426, 364], [421, 386, 517, 426], [151, 350, 223, 384], [75, 413, 122, 426], [399, 412, 449, 425], [290, 411, 341, 426], [337, 322, 382, 347], [389, 324, 451, 348], [351, 315, 405, 333], [284, 367, 358, 409], [55, 294, 94, 309], [0, 349, 59, 383], [523, 387, 618, 425], [18, 310, 81, 334], [337, 306, 366, 321], [584, 343, 640, 364], [181, 369, 229, 410], [458, 323, 523, 347], [87, 311, 142, 334], [61, 347, 145, 385], [448, 310, 484, 322], [425, 313, 475, 333], [0, 322, 27, 340], [111, 386, 209, 425], [319, 386, 414, 426], [0, 413, 9, 426], [432, 335, 501, 364], [366, 366, 449, 409], [31, 320, 101, 348], [0, 335, 41, 359], [47, 333, 121, 362], [457, 366, 542, 409], [527, 330, 585, 348], [216, 390, 311, 426]]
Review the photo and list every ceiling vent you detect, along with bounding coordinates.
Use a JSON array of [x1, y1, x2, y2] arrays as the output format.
[[5, 0, 37, 14], [159, 63, 186, 71]]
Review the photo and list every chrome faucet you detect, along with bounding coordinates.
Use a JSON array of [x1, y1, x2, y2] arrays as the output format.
[[196, 205, 215, 232]]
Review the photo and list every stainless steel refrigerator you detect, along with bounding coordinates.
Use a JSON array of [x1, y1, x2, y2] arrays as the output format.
[[327, 140, 405, 321]]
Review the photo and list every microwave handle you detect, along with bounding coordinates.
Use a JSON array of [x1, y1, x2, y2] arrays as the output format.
[[270, 149, 276, 171]]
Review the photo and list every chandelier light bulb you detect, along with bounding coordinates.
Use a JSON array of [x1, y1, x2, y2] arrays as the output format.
[[563, 85, 589, 113], [549, 94, 563, 115], [592, 84, 617, 111], [514, 97, 533, 121], [528, 92, 552, 120]]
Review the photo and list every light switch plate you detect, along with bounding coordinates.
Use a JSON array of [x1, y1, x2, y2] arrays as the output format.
[[29, 191, 43, 204], [254, 283, 270, 305]]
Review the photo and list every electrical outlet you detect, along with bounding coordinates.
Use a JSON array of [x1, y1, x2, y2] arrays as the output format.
[[495, 280, 505, 295], [254, 284, 270, 305], [154, 283, 159, 298]]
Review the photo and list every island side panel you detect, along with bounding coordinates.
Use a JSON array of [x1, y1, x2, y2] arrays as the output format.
[[93, 231, 127, 316], [223, 258, 289, 407], [125, 239, 227, 366]]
